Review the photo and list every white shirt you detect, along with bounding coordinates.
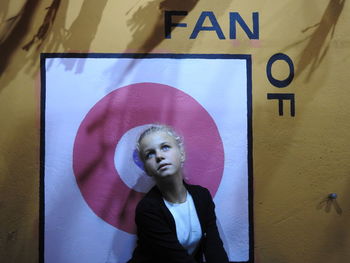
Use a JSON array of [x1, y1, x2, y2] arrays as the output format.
[[163, 192, 202, 255]]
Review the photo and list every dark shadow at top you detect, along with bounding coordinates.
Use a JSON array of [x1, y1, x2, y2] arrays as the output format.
[[118, 0, 200, 85], [296, 0, 345, 81], [0, 0, 40, 77], [22, 0, 61, 51], [116, 0, 234, 86], [0, 0, 110, 90], [0, 0, 21, 43], [61, 0, 109, 51], [126, 0, 199, 53], [25, 0, 109, 74]]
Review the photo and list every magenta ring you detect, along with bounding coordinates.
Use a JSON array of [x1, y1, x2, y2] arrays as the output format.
[[73, 82, 224, 233]]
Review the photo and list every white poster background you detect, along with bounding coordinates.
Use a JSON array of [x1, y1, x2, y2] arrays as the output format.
[[44, 55, 251, 263]]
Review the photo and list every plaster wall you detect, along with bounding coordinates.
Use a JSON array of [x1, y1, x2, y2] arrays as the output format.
[[1, 0, 349, 262]]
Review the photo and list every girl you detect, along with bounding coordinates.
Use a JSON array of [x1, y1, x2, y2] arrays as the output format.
[[127, 125, 228, 263]]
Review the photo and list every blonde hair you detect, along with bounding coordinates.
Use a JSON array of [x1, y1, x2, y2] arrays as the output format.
[[136, 124, 185, 162]]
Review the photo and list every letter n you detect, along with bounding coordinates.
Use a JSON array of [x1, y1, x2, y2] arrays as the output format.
[[230, 12, 259, 39]]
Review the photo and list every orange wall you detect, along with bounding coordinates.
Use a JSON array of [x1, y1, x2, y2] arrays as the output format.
[[1, 0, 350, 262]]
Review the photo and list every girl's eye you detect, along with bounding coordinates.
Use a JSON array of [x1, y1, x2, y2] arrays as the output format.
[[162, 145, 170, 151], [145, 152, 155, 159]]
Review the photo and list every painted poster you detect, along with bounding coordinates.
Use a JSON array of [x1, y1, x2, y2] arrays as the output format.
[[41, 53, 253, 263]]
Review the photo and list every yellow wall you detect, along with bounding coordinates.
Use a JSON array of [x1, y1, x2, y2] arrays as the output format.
[[1, 0, 349, 262]]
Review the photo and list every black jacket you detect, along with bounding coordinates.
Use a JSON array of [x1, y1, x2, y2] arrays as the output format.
[[127, 183, 229, 263]]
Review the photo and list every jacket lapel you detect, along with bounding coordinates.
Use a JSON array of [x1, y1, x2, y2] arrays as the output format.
[[186, 184, 206, 234], [149, 186, 177, 232]]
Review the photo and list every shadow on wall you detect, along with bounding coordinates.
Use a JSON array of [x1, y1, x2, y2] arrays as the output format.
[[0, 0, 109, 90], [125, 0, 237, 53], [22, 0, 61, 51], [0, 0, 40, 77], [0, 0, 237, 88], [254, 2, 346, 261], [284, 0, 345, 82], [2, 0, 242, 261], [259, 0, 347, 186], [115, 0, 235, 87], [125, 0, 199, 53], [24, 0, 109, 73], [110, 0, 200, 83]]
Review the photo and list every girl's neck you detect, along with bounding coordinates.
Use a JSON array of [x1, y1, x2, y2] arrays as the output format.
[[157, 175, 187, 203]]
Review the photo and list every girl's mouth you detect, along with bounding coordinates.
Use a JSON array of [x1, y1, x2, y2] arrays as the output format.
[[158, 163, 170, 170]]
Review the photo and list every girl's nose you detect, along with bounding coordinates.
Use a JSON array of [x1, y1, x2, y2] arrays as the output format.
[[155, 150, 164, 162]]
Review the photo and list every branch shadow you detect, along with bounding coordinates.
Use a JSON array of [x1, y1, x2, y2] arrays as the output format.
[[25, 0, 109, 74], [22, 0, 61, 52], [282, 0, 345, 82], [126, 0, 199, 53], [254, 1, 346, 260], [0, 0, 25, 44], [117, 0, 234, 87], [0, 0, 40, 78], [0, 0, 110, 90]]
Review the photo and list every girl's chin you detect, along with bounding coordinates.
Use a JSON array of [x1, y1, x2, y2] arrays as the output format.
[[155, 172, 173, 178], [155, 171, 182, 180]]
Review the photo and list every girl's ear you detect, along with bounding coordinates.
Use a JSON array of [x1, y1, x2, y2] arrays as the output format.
[[180, 151, 185, 163]]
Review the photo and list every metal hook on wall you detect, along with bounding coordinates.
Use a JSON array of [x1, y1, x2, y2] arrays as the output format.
[[316, 193, 342, 215], [328, 193, 338, 200]]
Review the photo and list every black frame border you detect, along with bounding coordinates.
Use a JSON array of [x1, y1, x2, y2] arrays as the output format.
[[40, 53, 254, 263]]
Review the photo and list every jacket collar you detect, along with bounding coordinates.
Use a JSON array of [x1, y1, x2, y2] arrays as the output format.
[[148, 182, 206, 233]]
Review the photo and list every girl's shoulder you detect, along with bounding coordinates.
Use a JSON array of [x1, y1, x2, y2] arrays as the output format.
[[186, 183, 211, 197], [136, 185, 163, 211]]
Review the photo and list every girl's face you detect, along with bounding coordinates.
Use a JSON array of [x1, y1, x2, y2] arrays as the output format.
[[139, 131, 184, 180]]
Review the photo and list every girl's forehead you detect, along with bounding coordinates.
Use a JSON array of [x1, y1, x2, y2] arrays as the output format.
[[140, 131, 175, 148]]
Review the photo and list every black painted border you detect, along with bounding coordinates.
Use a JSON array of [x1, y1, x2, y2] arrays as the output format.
[[40, 53, 254, 263]]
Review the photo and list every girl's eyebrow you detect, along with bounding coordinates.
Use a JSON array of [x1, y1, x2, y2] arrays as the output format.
[[143, 141, 170, 153], [143, 148, 153, 154]]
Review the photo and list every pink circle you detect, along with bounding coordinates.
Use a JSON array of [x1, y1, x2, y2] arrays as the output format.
[[73, 82, 224, 234]]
